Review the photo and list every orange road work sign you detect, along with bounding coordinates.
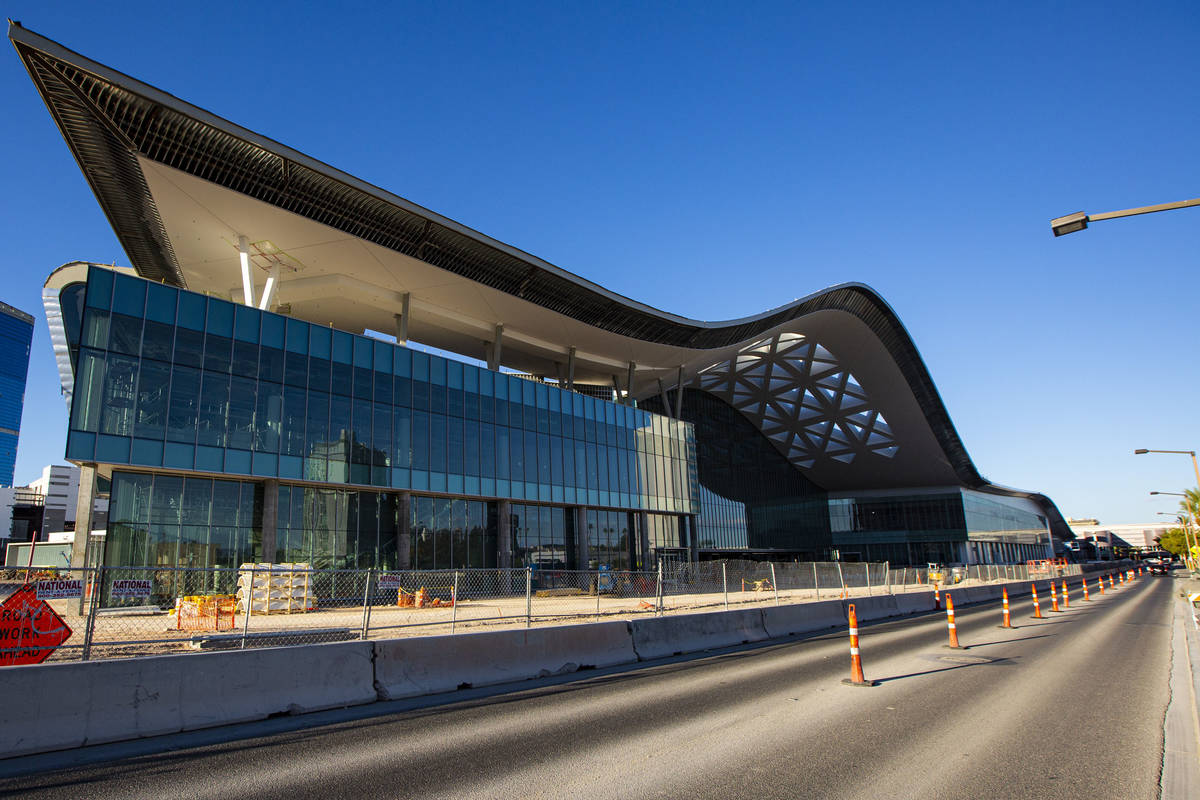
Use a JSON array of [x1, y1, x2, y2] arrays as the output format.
[[0, 585, 73, 666]]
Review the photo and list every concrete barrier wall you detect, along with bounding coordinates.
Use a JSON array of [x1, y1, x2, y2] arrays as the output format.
[[0, 641, 376, 759], [852, 595, 900, 621], [761, 599, 845, 638], [2, 569, 1140, 760], [629, 608, 769, 661], [374, 622, 637, 700], [895, 592, 936, 616]]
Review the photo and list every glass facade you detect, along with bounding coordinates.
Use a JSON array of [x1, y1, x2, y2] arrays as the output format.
[[66, 267, 699, 512], [585, 508, 633, 571], [510, 503, 571, 569], [963, 493, 1047, 542], [829, 489, 1049, 564], [652, 390, 830, 556], [0, 301, 34, 486], [277, 485, 401, 569], [68, 267, 1052, 570], [411, 496, 494, 570], [107, 471, 262, 569], [108, 470, 657, 572]]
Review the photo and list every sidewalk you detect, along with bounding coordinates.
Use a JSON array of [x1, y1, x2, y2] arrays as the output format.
[[1162, 571, 1200, 800]]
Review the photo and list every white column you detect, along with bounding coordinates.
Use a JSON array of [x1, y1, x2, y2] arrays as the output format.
[[258, 264, 279, 311], [238, 235, 256, 306]]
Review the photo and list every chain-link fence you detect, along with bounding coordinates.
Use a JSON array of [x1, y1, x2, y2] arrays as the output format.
[[0, 558, 1114, 666]]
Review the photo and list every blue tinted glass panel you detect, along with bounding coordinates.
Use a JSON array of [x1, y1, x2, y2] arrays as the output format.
[[205, 298, 234, 336], [234, 305, 260, 343], [145, 283, 177, 325], [332, 330, 353, 364], [86, 267, 114, 309], [112, 273, 146, 317]]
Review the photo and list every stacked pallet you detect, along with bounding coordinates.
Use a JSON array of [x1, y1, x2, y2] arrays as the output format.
[[236, 563, 313, 614]]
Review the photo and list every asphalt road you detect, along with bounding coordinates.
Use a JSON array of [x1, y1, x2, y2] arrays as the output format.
[[0, 574, 1174, 800]]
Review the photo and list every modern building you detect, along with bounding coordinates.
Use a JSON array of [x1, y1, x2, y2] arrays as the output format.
[[25, 464, 109, 536], [11, 23, 1068, 573], [0, 485, 45, 545], [1067, 520, 1172, 554], [0, 300, 34, 487]]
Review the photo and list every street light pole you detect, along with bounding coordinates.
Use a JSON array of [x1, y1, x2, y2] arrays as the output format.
[[1051, 197, 1200, 236], [1149, 490, 1199, 570], [1138, 449, 1200, 567]]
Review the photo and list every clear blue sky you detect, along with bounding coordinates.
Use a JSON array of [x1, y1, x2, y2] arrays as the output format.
[[3, 1, 1198, 524]]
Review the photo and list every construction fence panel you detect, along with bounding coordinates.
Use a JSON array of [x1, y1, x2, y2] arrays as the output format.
[[0, 559, 1131, 666], [0, 565, 96, 665]]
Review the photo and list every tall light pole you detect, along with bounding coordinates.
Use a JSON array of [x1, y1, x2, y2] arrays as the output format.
[[1138, 449, 1200, 570], [1155, 512, 1186, 560], [1051, 197, 1200, 236], [1150, 491, 1199, 569]]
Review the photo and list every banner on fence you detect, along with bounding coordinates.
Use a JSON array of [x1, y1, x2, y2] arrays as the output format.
[[378, 573, 404, 589], [110, 579, 153, 599], [35, 579, 83, 600]]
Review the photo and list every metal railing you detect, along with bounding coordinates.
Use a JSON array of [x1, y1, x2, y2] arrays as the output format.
[[0, 558, 1109, 666]]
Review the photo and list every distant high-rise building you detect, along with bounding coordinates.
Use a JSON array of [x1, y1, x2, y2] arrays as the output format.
[[0, 301, 34, 487]]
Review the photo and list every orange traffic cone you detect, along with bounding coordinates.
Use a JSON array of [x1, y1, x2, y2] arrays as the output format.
[[945, 593, 962, 649], [1061, 580, 1069, 609], [1032, 583, 1043, 618], [1082, 577, 1091, 601], [842, 603, 878, 687], [999, 586, 1013, 629], [1050, 582, 1061, 613]]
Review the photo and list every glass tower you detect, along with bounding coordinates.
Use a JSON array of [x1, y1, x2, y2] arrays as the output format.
[[0, 301, 34, 486]]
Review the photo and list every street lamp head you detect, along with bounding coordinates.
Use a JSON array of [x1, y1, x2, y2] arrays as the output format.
[[1135, 449, 1150, 455], [1051, 212, 1089, 236]]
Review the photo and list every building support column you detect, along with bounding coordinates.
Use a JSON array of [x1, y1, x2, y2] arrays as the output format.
[[394, 293, 410, 346], [625, 362, 636, 405], [69, 464, 97, 569], [638, 510, 651, 570], [260, 479, 279, 562], [574, 506, 588, 569], [397, 491, 412, 568], [487, 324, 504, 371], [658, 378, 673, 418], [497, 499, 512, 569], [610, 374, 622, 404], [687, 514, 699, 563], [566, 347, 576, 391], [674, 366, 684, 418], [238, 235, 256, 306]]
